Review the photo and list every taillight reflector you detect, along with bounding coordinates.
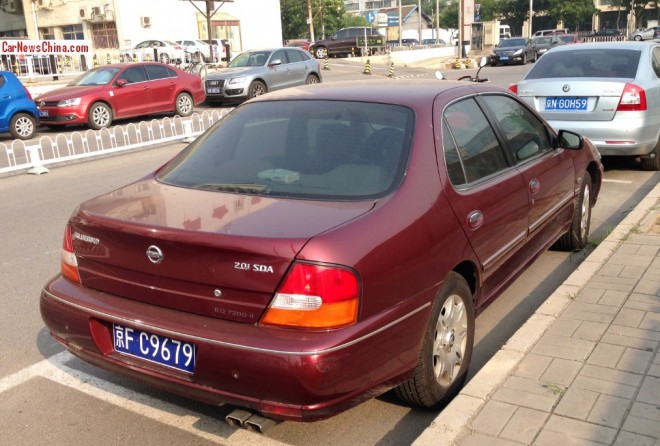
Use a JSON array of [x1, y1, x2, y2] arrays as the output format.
[[61, 226, 81, 284], [260, 263, 359, 329], [507, 84, 518, 95], [617, 83, 647, 111]]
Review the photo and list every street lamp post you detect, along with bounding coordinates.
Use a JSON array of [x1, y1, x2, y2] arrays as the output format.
[[528, 0, 533, 38]]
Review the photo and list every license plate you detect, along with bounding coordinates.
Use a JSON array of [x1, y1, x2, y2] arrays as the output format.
[[38, 110, 49, 117], [544, 97, 588, 111], [207, 87, 220, 94], [113, 323, 196, 374], [500, 56, 509, 60]]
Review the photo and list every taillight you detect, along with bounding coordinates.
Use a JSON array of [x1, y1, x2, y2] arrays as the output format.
[[507, 83, 518, 94], [617, 83, 647, 111], [61, 226, 81, 284], [260, 263, 359, 329]]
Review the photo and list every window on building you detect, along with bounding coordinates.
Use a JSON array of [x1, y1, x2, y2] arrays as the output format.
[[90, 22, 119, 48], [62, 25, 84, 40], [40, 28, 55, 40]]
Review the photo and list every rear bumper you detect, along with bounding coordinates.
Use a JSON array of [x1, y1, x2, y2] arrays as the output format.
[[40, 275, 430, 421], [546, 114, 659, 157]]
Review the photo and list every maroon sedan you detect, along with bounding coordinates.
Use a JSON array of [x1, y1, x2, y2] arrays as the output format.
[[34, 62, 205, 130], [40, 80, 603, 423]]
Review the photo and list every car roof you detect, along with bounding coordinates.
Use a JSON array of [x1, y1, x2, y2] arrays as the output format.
[[249, 79, 507, 108], [548, 40, 656, 52]]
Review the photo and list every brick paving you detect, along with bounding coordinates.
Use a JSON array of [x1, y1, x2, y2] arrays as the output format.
[[415, 183, 660, 446]]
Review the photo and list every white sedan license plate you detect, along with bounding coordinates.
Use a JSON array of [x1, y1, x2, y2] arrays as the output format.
[[113, 323, 196, 374], [545, 97, 588, 111], [207, 87, 221, 94]]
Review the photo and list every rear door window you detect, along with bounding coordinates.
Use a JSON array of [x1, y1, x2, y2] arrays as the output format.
[[442, 98, 509, 184]]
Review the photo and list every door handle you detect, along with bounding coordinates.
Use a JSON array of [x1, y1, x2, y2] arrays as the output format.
[[467, 210, 484, 229]]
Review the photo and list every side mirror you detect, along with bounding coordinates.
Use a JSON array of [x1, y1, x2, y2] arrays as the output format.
[[434, 71, 444, 80], [116, 79, 128, 87], [557, 129, 583, 150], [479, 56, 488, 67], [269, 59, 282, 67]]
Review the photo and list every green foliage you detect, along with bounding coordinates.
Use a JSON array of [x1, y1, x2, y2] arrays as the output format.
[[546, 0, 598, 32], [281, 0, 355, 41]]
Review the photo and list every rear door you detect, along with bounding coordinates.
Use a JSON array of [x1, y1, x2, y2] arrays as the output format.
[[285, 48, 311, 86], [144, 64, 177, 112], [437, 95, 529, 304]]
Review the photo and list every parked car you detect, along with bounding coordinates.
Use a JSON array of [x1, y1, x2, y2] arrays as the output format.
[[531, 35, 561, 58], [533, 29, 569, 37], [309, 27, 382, 58], [34, 62, 205, 130], [421, 38, 447, 46], [588, 29, 622, 38], [175, 39, 224, 63], [0, 70, 39, 139], [386, 38, 420, 47], [121, 40, 185, 64], [285, 39, 311, 51], [628, 26, 660, 41], [40, 79, 603, 423], [204, 47, 321, 105], [490, 37, 536, 65], [508, 41, 660, 170], [209, 39, 231, 61], [557, 34, 582, 45]]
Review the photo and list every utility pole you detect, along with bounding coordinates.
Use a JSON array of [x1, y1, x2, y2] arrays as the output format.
[[308, 0, 315, 42]]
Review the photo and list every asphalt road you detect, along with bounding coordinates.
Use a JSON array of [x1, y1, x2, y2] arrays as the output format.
[[1, 61, 658, 446]]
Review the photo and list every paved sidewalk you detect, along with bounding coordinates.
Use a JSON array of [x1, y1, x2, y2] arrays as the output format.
[[415, 181, 660, 446]]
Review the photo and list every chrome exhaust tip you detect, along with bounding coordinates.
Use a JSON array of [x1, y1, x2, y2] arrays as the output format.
[[244, 414, 278, 434], [225, 409, 253, 428]]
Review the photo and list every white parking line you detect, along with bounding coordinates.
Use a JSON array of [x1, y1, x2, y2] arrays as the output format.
[[602, 179, 633, 184], [1, 352, 288, 446]]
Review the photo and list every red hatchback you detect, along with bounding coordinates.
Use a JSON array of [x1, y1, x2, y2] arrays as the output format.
[[34, 62, 205, 130], [40, 81, 603, 423]]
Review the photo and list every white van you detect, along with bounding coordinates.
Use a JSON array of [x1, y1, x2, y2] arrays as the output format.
[[499, 25, 511, 39]]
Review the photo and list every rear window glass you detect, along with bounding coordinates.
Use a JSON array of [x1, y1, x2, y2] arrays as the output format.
[[157, 100, 414, 200], [525, 49, 640, 79]]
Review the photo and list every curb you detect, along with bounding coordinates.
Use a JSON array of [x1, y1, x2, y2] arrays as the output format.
[[413, 181, 660, 446]]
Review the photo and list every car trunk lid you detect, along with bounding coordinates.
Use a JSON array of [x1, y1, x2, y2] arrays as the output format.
[[69, 179, 374, 324]]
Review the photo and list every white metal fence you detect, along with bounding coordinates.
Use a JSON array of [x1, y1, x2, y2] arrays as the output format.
[[0, 110, 231, 176]]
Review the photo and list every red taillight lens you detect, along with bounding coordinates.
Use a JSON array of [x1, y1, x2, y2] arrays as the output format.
[[507, 83, 518, 94], [260, 263, 359, 329], [617, 83, 647, 111], [61, 226, 81, 284]]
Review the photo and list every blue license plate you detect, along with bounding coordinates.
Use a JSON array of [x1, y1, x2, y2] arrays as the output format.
[[500, 56, 509, 60], [113, 324, 196, 374], [207, 87, 220, 94], [545, 97, 588, 111], [38, 110, 48, 117]]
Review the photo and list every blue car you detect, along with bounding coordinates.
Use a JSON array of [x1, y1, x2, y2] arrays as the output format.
[[0, 70, 39, 140]]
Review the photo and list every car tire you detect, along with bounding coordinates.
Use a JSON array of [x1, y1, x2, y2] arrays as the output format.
[[247, 81, 267, 99], [394, 272, 474, 409], [175, 92, 194, 117], [314, 46, 328, 59], [9, 113, 36, 140], [87, 102, 113, 130], [159, 53, 171, 64], [640, 139, 660, 171], [305, 74, 320, 84], [555, 172, 592, 251], [634, 35, 642, 41], [521, 53, 527, 65]]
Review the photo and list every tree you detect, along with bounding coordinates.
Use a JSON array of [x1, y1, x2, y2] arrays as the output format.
[[546, 0, 598, 32], [280, 0, 365, 41]]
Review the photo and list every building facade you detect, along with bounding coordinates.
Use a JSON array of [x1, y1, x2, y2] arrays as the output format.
[[0, 0, 283, 53]]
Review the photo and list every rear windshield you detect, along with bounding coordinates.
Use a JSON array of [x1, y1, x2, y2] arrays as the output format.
[[524, 48, 640, 79], [157, 100, 414, 200]]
